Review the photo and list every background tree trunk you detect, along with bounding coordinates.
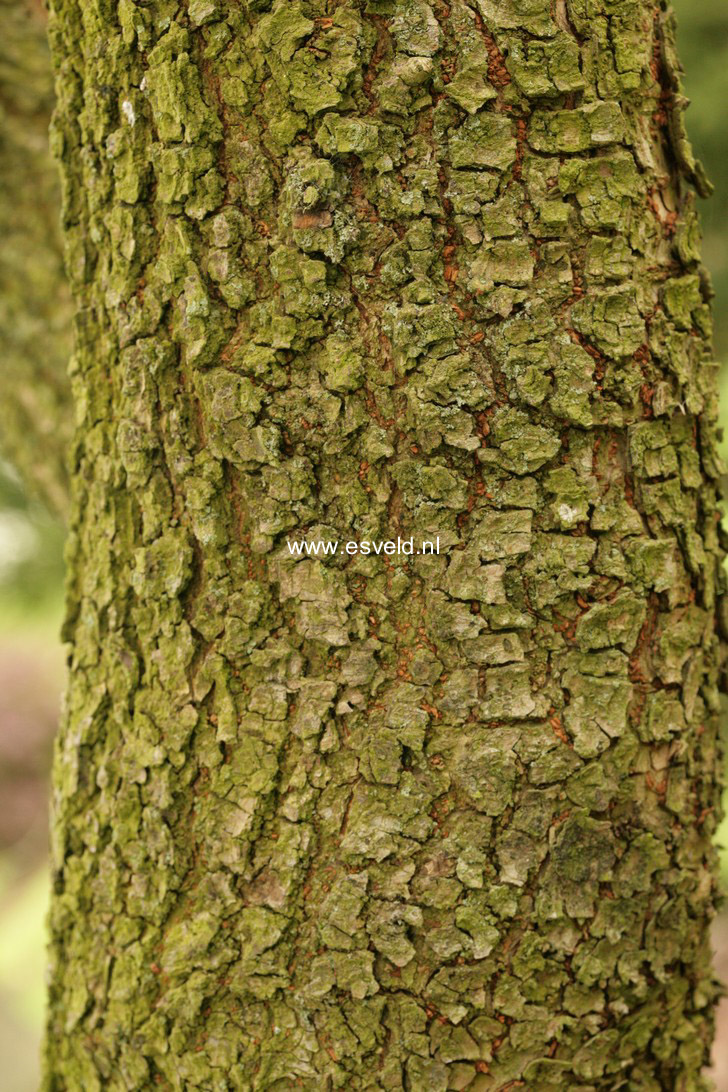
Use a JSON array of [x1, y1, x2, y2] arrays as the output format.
[[44, 0, 725, 1088], [0, 0, 71, 517]]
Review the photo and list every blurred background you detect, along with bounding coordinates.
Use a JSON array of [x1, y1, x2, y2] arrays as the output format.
[[682, 7, 728, 1086], [0, 2, 727, 1089]]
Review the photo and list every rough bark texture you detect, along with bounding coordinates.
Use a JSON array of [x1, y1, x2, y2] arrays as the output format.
[[0, 0, 71, 516], [44, 1, 725, 1089]]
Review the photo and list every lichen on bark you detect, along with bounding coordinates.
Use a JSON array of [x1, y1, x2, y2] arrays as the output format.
[[43, 0, 725, 1089]]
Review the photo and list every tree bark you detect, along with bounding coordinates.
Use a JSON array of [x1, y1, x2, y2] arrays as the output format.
[[0, 0, 72, 517], [44, 1, 725, 1089]]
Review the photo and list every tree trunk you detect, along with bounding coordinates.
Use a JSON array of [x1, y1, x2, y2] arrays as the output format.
[[43, 1, 725, 1088]]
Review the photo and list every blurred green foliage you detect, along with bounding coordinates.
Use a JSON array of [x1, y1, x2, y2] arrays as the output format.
[[0, 461, 64, 628]]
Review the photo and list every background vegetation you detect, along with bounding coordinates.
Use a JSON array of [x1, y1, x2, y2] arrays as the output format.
[[0, 2, 726, 1086]]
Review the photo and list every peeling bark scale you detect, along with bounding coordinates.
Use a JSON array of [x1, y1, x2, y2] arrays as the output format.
[[43, 0, 726, 1089]]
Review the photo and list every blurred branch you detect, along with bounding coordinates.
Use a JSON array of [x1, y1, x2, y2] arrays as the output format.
[[0, 0, 72, 519]]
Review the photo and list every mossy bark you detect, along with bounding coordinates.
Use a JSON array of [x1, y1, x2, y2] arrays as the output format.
[[44, 1, 725, 1089], [0, 0, 72, 516]]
